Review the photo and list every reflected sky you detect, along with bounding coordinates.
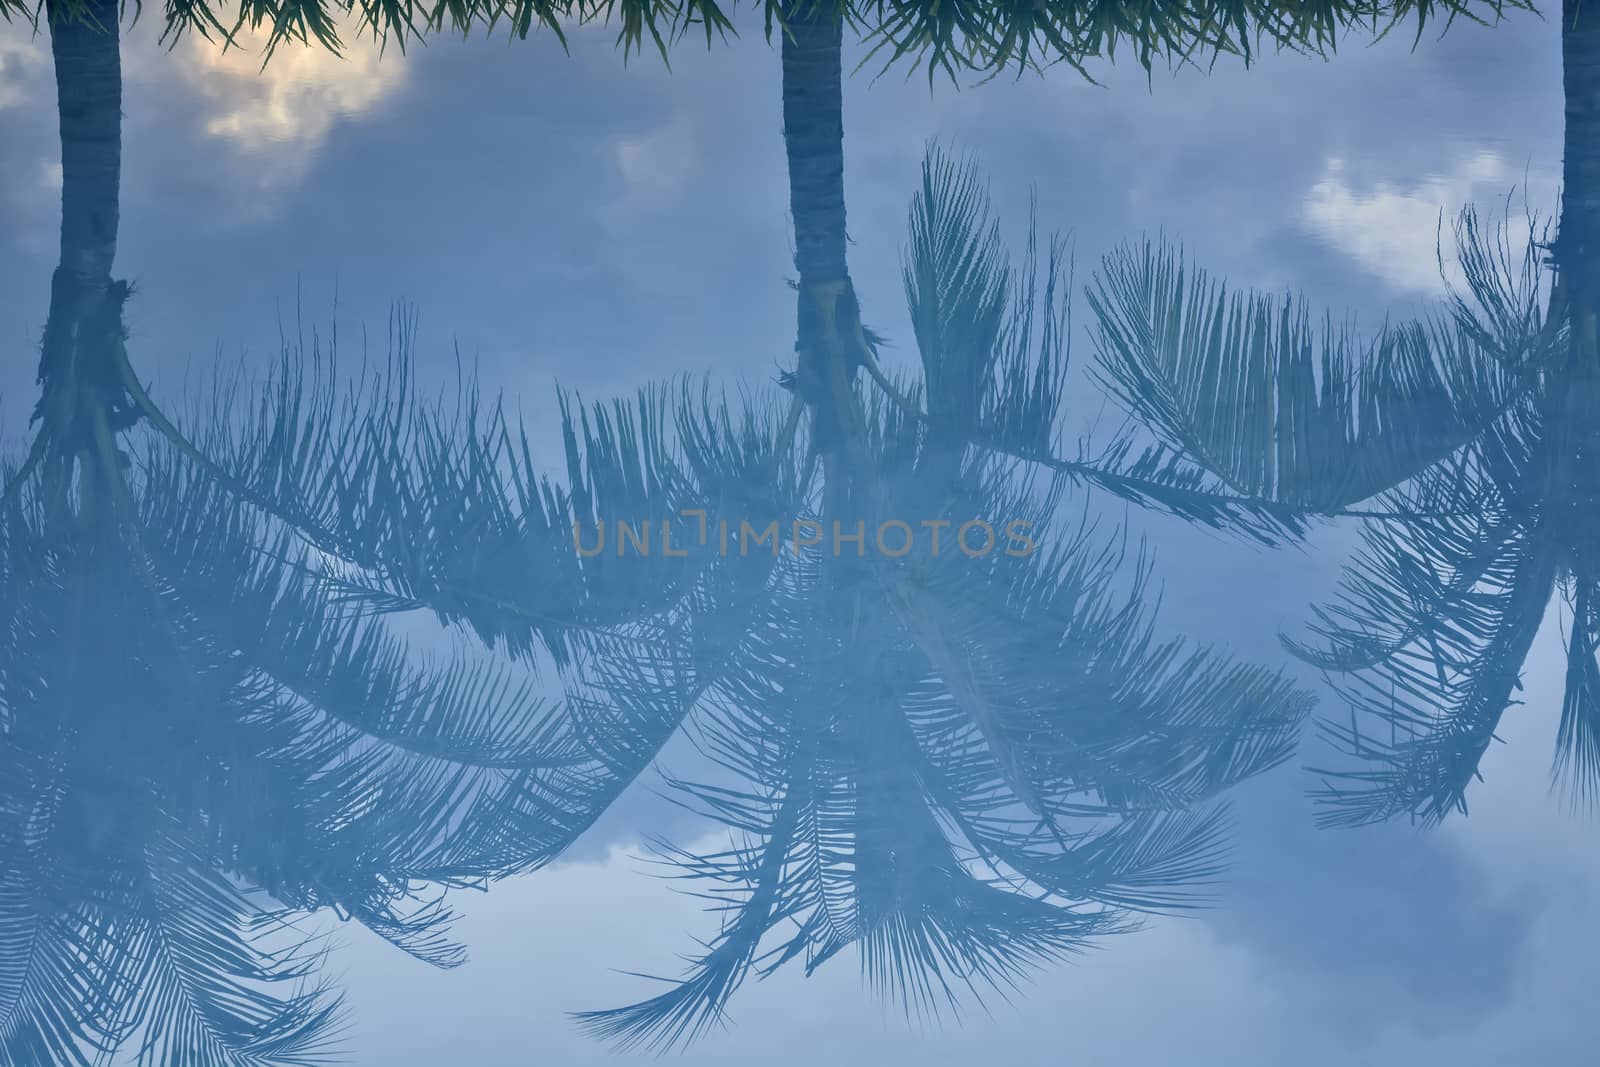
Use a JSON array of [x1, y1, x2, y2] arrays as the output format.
[[1, 6, 1593, 1065]]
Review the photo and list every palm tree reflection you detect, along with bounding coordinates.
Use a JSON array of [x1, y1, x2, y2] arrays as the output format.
[[1090, 199, 1600, 826], [261, 149, 1314, 1049], [0, 283, 582, 1063], [2, 148, 1321, 1060]]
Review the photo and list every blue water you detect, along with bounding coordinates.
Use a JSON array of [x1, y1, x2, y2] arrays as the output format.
[[0, 7, 1588, 1065]]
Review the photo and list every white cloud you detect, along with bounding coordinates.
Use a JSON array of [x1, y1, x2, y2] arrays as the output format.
[[4, 19, 410, 196], [147, 24, 411, 190], [1302, 152, 1558, 296]]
